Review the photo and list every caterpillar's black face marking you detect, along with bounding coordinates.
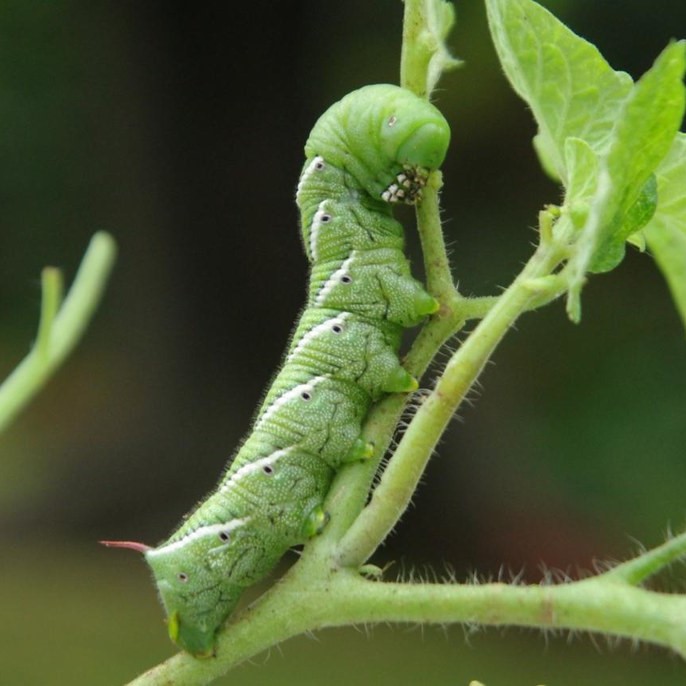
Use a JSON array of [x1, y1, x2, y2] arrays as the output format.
[[381, 165, 430, 204]]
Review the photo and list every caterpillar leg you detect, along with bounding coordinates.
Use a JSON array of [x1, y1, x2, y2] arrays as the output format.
[[383, 366, 419, 394], [343, 437, 375, 463], [302, 504, 330, 538], [358, 564, 384, 579], [415, 292, 440, 318]]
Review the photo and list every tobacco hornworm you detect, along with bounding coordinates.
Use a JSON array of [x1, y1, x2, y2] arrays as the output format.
[[103, 84, 451, 657]]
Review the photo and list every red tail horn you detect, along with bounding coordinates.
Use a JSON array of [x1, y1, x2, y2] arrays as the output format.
[[99, 539, 152, 553]]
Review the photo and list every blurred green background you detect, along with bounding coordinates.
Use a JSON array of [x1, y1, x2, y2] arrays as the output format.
[[1, 1, 685, 684]]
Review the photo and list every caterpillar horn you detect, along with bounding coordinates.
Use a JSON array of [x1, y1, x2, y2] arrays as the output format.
[[99, 540, 153, 554]]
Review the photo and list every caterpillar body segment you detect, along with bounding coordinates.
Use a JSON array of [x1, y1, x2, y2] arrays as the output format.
[[309, 248, 439, 326]]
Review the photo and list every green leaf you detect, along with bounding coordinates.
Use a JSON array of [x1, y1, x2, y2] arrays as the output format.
[[566, 41, 686, 317], [588, 174, 658, 273], [644, 133, 686, 334], [562, 137, 598, 230], [486, 0, 685, 323], [624, 175, 659, 242], [533, 132, 561, 182], [485, 0, 632, 183]]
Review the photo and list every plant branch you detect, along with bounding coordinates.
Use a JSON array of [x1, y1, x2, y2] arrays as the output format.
[[401, 0, 433, 97], [401, 0, 461, 96], [601, 530, 686, 586], [0, 231, 117, 435], [336, 213, 567, 567], [128, 540, 686, 685]]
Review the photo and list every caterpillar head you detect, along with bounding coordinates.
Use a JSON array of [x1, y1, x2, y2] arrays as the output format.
[[102, 518, 263, 657], [303, 84, 450, 204]]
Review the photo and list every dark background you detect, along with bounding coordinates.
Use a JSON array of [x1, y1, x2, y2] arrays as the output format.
[[1, 1, 686, 683]]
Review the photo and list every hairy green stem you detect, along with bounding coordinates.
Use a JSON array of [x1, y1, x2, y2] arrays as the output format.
[[0, 232, 117, 434], [332, 574, 686, 658], [401, 0, 431, 96], [415, 172, 459, 300], [603, 530, 686, 586], [401, 0, 459, 96], [336, 223, 566, 567], [128, 546, 686, 685]]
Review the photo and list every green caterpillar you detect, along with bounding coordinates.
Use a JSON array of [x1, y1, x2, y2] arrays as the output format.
[[102, 84, 450, 657]]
